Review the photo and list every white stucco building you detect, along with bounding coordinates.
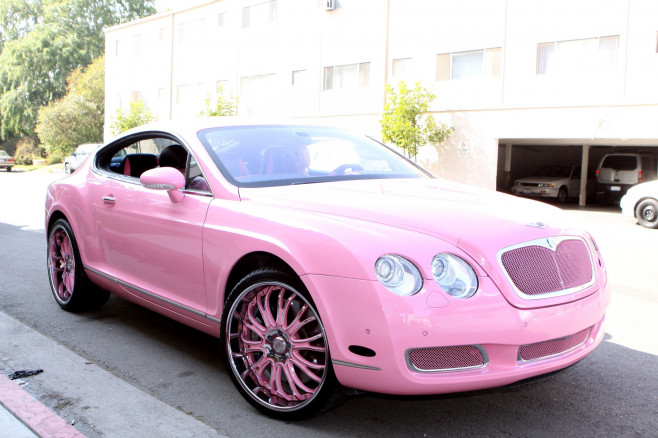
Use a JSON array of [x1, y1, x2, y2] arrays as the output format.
[[105, 0, 658, 198]]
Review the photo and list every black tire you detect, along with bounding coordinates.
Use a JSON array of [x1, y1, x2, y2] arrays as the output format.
[[47, 218, 110, 311], [635, 199, 658, 229], [7, 167, 12, 172], [557, 187, 568, 203], [64, 163, 72, 174], [221, 268, 344, 420]]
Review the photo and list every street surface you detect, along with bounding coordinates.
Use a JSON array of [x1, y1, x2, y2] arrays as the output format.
[[0, 169, 657, 437]]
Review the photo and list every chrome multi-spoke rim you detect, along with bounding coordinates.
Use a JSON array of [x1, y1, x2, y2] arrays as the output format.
[[226, 282, 328, 411], [48, 226, 75, 303]]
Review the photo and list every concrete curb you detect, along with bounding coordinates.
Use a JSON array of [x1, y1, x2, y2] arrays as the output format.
[[0, 373, 84, 437]]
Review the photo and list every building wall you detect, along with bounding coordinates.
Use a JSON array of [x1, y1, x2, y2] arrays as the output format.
[[105, 0, 658, 190]]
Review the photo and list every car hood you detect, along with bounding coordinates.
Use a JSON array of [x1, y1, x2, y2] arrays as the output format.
[[514, 176, 566, 184], [238, 178, 580, 248]]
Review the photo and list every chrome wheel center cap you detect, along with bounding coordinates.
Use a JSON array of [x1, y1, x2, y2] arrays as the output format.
[[272, 336, 288, 355]]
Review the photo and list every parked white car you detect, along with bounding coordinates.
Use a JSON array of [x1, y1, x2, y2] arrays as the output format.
[[511, 165, 592, 203], [64, 143, 102, 174], [620, 180, 658, 228]]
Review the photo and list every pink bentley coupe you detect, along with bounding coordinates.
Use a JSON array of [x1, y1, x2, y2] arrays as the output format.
[[45, 120, 610, 420]]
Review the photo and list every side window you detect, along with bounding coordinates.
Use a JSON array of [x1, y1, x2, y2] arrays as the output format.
[[108, 139, 160, 178]]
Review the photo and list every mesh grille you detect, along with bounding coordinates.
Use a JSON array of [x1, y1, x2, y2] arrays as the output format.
[[519, 327, 591, 361], [500, 239, 592, 297], [407, 345, 485, 372]]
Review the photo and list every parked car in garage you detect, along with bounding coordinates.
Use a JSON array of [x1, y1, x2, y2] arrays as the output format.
[[620, 180, 658, 228], [511, 165, 592, 203], [596, 153, 657, 203], [0, 150, 14, 171], [64, 143, 102, 174], [45, 120, 609, 419]]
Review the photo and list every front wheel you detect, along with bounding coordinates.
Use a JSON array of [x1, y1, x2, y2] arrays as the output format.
[[636, 199, 658, 229], [47, 218, 109, 310], [221, 268, 343, 420], [557, 187, 568, 203]]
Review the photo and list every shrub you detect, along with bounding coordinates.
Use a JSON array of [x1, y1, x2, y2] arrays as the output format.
[[13, 138, 45, 165]]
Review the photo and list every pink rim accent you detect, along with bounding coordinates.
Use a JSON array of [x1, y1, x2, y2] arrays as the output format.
[[49, 228, 75, 302], [227, 284, 327, 410]]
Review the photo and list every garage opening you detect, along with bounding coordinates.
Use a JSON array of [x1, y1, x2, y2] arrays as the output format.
[[496, 142, 658, 206]]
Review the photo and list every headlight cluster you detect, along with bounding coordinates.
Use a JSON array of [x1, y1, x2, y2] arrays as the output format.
[[538, 183, 554, 188], [375, 253, 478, 298]]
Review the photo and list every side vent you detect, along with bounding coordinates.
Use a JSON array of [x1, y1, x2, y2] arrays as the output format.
[[348, 345, 376, 357]]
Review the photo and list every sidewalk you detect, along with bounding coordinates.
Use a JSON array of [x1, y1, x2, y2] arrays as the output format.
[[0, 373, 80, 437], [0, 311, 227, 438]]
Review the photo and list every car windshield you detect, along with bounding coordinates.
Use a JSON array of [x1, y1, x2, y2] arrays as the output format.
[[198, 125, 430, 187], [534, 165, 572, 178]]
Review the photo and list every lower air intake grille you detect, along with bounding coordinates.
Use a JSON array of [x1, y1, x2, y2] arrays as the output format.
[[407, 345, 487, 372], [519, 327, 591, 362]]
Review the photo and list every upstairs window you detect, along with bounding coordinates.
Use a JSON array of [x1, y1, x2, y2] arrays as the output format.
[[537, 35, 619, 75], [323, 62, 370, 90], [436, 48, 501, 81]]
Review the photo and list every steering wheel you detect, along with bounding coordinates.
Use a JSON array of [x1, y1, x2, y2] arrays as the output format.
[[330, 163, 364, 175]]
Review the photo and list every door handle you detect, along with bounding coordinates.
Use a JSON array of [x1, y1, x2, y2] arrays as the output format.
[[102, 196, 116, 206]]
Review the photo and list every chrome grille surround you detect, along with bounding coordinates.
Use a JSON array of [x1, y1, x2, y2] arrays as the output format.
[[518, 327, 592, 362], [406, 345, 489, 373], [497, 236, 595, 300]]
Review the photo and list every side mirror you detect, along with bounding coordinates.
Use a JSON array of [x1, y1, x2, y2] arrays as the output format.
[[140, 167, 186, 203]]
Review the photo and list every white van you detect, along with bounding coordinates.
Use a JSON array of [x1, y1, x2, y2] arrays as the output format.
[[596, 153, 657, 202]]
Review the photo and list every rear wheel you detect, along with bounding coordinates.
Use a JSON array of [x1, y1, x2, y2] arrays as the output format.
[[221, 268, 343, 420], [636, 199, 658, 229], [47, 219, 109, 310]]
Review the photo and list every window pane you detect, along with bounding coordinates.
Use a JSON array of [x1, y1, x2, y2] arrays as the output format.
[[537, 42, 555, 74], [336, 64, 358, 89], [436, 54, 450, 81], [452, 50, 484, 79], [598, 36, 618, 71], [359, 62, 370, 87], [323, 67, 334, 90]]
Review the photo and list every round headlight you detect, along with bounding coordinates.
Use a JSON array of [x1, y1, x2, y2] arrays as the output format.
[[431, 254, 478, 298], [375, 255, 422, 296]]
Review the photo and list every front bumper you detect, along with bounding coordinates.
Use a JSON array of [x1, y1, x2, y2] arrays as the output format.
[[511, 186, 559, 198], [304, 275, 608, 396]]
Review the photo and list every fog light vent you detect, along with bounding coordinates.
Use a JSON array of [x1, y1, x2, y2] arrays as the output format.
[[406, 345, 487, 372], [519, 327, 591, 362]]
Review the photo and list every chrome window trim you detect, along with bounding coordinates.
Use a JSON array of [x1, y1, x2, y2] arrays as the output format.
[[405, 344, 489, 373], [496, 236, 596, 300]]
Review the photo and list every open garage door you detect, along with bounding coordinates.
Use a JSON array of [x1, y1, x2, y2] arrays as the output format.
[[497, 142, 658, 206]]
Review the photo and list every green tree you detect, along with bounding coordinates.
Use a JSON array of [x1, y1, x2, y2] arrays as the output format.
[[199, 86, 239, 117], [380, 81, 453, 160], [111, 100, 154, 136], [0, 0, 155, 139], [36, 55, 105, 157]]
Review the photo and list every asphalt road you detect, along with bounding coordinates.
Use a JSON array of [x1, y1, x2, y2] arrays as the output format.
[[1, 169, 657, 437]]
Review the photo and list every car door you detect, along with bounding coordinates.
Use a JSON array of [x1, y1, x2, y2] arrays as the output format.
[[88, 134, 211, 317], [569, 167, 582, 195]]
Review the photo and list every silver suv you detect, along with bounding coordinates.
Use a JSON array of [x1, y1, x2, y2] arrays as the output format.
[[596, 153, 657, 202]]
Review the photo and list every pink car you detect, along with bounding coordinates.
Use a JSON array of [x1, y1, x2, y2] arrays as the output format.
[[45, 121, 609, 420]]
